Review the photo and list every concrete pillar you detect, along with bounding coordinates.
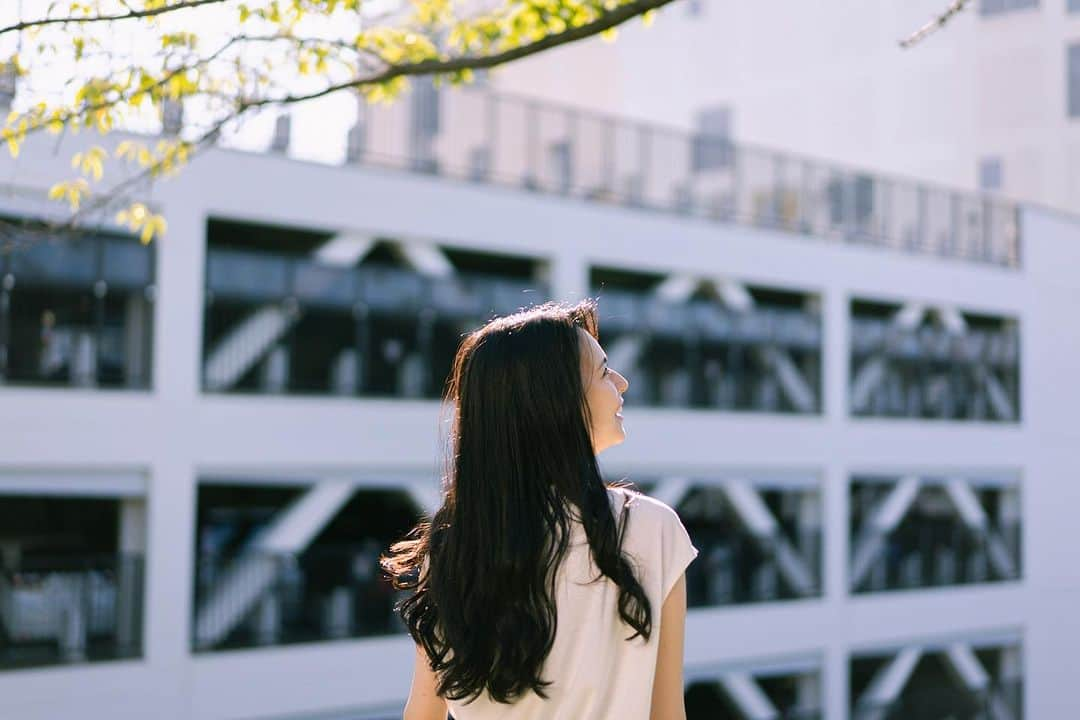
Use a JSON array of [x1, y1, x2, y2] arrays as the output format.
[[824, 644, 849, 720], [795, 670, 823, 716], [545, 252, 589, 304], [823, 288, 848, 421], [116, 498, 147, 655], [124, 293, 152, 388]]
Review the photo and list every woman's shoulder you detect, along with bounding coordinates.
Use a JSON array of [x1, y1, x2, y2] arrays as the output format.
[[605, 485, 681, 526]]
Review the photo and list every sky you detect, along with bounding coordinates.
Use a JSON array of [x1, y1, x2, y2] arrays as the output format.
[[0, 0, 418, 166]]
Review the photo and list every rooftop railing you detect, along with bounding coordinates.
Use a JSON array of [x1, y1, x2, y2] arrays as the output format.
[[334, 86, 1022, 268]]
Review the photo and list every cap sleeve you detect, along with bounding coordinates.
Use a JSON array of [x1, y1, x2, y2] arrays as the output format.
[[659, 501, 698, 603]]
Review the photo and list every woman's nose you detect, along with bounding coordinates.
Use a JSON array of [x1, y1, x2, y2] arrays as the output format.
[[616, 370, 629, 393]]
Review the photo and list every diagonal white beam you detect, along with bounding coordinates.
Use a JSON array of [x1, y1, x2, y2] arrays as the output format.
[[851, 356, 887, 412], [258, 481, 356, 553], [943, 478, 988, 530], [718, 672, 781, 720], [943, 643, 1017, 720], [760, 346, 816, 413], [713, 277, 816, 412], [721, 479, 816, 595], [936, 305, 968, 335], [894, 303, 926, 331], [979, 365, 1017, 421], [943, 643, 989, 691], [654, 274, 700, 303], [392, 239, 455, 278], [195, 480, 356, 648], [851, 303, 923, 411], [854, 647, 922, 720], [608, 335, 645, 376], [943, 478, 1018, 579], [712, 277, 755, 313], [721, 479, 778, 538], [850, 477, 921, 589], [314, 233, 376, 267], [204, 306, 298, 392]]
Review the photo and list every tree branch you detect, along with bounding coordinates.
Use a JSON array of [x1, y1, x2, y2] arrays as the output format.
[[0, 0, 231, 37], [239, 0, 677, 111], [899, 0, 972, 49]]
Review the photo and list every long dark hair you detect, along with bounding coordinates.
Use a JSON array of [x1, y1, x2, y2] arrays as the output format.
[[381, 299, 652, 704]]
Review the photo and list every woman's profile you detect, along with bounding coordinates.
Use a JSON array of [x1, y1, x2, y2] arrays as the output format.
[[382, 299, 698, 719]]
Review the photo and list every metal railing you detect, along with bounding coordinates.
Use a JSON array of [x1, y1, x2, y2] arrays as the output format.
[[202, 247, 545, 397], [851, 522, 1021, 594], [854, 678, 1023, 720], [0, 233, 155, 390], [686, 530, 822, 607], [0, 553, 144, 670], [849, 316, 1021, 421], [340, 87, 1021, 268], [193, 545, 406, 651], [684, 679, 822, 720], [597, 295, 822, 413]]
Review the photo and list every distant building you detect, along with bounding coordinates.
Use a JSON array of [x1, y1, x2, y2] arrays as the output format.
[[494, 0, 1080, 213]]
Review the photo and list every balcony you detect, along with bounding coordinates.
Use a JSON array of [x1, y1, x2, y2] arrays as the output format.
[[851, 635, 1023, 720], [685, 656, 823, 720], [0, 229, 155, 390], [595, 270, 821, 414], [201, 226, 546, 398], [0, 553, 144, 670], [262, 85, 1022, 268], [850, 475, 1021, 594], [0, 493, 146, 670], [850, 299, 1020, 422], [643, 477, 822, 608], [192, 481, 423, 652]]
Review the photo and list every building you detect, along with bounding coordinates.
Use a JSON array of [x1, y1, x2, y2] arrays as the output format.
[[0, 78, 1078, 719], [489, 0, 1080, 213]]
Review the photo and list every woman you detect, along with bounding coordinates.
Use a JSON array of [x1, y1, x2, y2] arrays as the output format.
[[382, 300, 698, 719]]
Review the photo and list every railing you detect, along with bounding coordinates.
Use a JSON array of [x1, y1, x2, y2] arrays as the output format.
[[0, 553, 144, 670], [851, 522, 1021, 594], [0, 232, 155, 389], [202, 247, 545, 397], [854, 678, 1023, 720], [686, 530, 822, 607], [340, 86, 1021, 268], [849, 316, 1020, 421], [597, 294, 822, 412], [193, 545, 405, 651], [684, 679, 822, 720]]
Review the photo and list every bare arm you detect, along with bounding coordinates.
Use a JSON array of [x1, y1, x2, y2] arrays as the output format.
[[404, 645, 449, 720], [650, 573, 688, 720]]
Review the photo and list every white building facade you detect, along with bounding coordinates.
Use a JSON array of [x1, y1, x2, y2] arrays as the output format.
[[0, 79, 1077, 720]]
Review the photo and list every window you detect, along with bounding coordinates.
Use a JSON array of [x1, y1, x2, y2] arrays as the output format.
[[979, 0, 1038, 15], [1070, 0, 1080, 12], [1071, 44, 1080, 118], [980, 156, 1004, 191]]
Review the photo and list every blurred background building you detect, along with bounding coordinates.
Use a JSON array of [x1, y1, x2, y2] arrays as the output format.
[[493, 0, 1080, 211], [1, 1, 1079, 719]]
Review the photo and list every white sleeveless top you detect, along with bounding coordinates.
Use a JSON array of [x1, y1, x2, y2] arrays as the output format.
[[446, 487, 698, 720]]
